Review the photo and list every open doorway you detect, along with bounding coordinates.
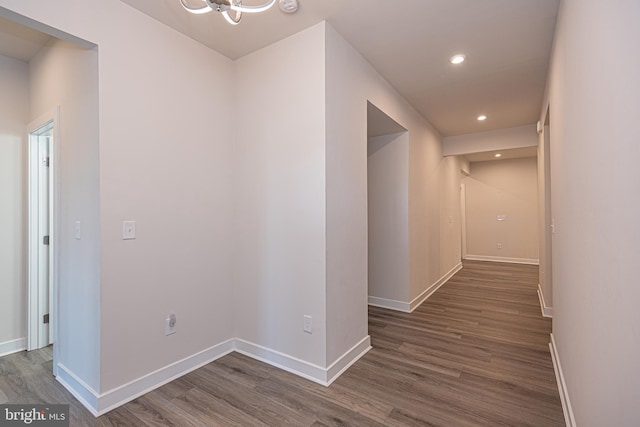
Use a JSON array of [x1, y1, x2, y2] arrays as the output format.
[[27, 111, 58, 353], [366, 101, 410, 311], [537, 106, 553, 317]]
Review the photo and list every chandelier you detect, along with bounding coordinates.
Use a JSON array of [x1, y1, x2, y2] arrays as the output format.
[[180, 0, 277, 26]]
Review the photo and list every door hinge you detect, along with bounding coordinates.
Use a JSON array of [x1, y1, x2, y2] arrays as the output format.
[[43, 314, 50, 324], [43, 235, 49, 245], [43, 157, 50, 167]]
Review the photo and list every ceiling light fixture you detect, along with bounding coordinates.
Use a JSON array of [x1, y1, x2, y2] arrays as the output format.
[[449, 54, 465, 65], [477, 115, 487, 121], [494, 153, 502, 158], [180, 0, 277, 25]]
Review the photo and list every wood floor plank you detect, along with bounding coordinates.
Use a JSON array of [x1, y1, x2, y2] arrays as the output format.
[[0, 260, 564, 426]]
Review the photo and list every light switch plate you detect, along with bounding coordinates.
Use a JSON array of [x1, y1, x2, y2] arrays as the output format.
[[122, 221, 136, 240]]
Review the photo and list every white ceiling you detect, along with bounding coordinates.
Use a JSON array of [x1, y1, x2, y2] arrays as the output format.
[[0, 1, 560, 138], [120, 0, 560, 137]]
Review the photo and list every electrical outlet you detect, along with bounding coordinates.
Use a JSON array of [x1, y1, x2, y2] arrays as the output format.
[[497, 243, 502, 249], [303, 315, 312, 334], [165, 314, 176, 336]]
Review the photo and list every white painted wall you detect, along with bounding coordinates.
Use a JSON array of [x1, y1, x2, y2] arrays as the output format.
[[30, 38, 100, 389], [2, 0, 236, 398], [0, 54, 29, 353], [325, 23, 462, 361], [234, 23, 327, 367], [0, 3, 466, 411], [463, 157, 538, 263], [367, 132, 409, 302], [439, 156, 463, 274], [443, 124, 537, 156], [543, 1, 640, 425]]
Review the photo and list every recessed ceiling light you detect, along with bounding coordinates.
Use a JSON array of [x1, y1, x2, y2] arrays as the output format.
[[494, 153, 502, 158], [477, 115, 487, 121], [449, 54, 466, 65]]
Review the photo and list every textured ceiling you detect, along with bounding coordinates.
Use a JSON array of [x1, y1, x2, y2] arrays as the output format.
[[120, 0, 560, 137]]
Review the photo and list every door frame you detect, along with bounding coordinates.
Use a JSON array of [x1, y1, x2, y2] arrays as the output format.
[[27, 107, 60, 375]]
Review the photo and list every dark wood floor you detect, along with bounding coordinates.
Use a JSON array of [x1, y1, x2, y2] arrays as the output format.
[[0, 261, 564, 426]]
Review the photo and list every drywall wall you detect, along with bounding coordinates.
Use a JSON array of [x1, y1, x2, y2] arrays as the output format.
[[543, 0, 640, 425], [443, 124, 537, 156], [439, 156, 464, 273], [325, 23, 462, 362], [463, 157, 538, 263], [2, 0, 236, 405], [30, 37, 100, 389], [367, 132, 409, 303], [0, 54, 28, 355], [234, 23, 327, 367]]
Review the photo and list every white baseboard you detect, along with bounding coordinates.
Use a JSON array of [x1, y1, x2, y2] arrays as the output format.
[[464, 254, 539, 265], [57, 339, 235, 417], [56, 364, 100, 416], [537, 284, 553, 318], [0, 337, 26, 357], [234, 338, 328, 385], [367, 296, 411, 312], [549, 334, 576, 427], [61, 334, 372, 417], [409, 262, 462, 312], [368, 262, 463, 313], [326, 336, 371, 385], [234, 336, 370, 386]]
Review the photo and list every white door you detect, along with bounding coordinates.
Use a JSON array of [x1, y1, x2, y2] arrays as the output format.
[[28, 122, 54, 350]]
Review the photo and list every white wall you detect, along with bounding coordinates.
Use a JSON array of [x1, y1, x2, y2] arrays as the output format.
[[367, 132, 409, 302], [0, 53, 29, 354], [543, 0, 640, 425], [325, 23, 462, 361], [1, 0, 236, 404], [234, 23, 327, 367], [439, 156, 463, 274], [30, 38, 101, 389], [443, 124, 537, 156], [463, 157, 538, 263], [0, 2, 466, 412]]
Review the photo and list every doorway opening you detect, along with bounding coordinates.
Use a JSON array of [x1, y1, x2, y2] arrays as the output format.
[[27, 110, 58, 356], [366, 101, 409, 311]]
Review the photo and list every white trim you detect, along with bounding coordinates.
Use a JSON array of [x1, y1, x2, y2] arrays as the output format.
[[367, 296, 410, 312], [0, 338, 27, 357], [409, 262, 462, 312], [59, 336, 372, 417], [537, 284, 553, 318], [326, 336, 371, 385], [460, 183, 467, 259], [235, 336, 371, 387], [549, 334, 576, 427], [368, 262, 463, 313], [56, 363, 100, 416], [234, 339, 329, 385], [26, 107, 60, 373], [464, 254, 539, 265], [56, 339, 235, 417]]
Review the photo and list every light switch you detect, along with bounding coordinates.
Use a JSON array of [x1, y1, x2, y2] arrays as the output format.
[[122, 221, 136, 240], [74, 220, 81, 240]]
